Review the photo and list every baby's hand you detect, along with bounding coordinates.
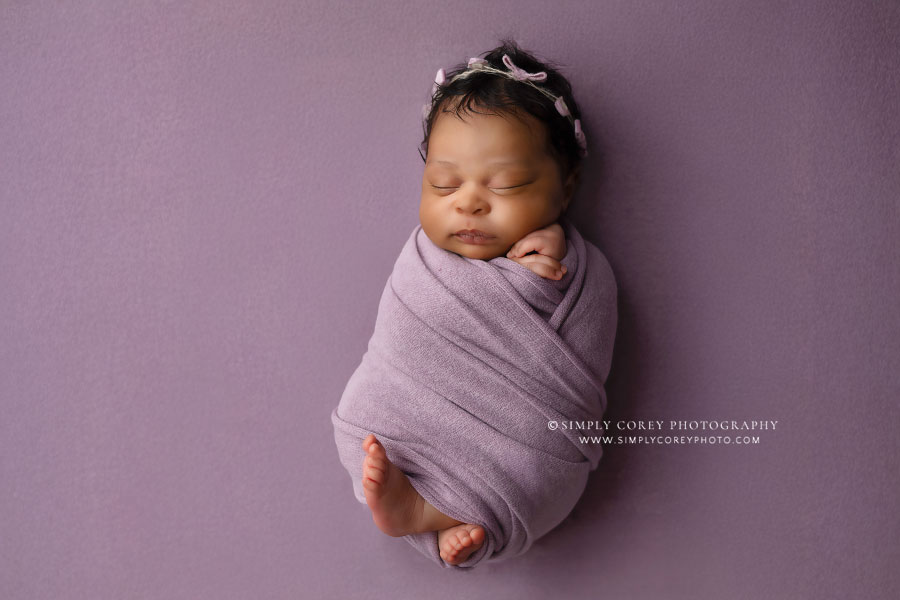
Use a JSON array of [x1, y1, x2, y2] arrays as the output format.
[[505, 222, 568, 280]]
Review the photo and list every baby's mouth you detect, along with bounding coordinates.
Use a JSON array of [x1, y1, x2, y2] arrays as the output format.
[[454, 230, 494, 245]]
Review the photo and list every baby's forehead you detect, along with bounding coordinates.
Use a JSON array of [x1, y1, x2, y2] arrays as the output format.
[[429, 115, 549, 162]]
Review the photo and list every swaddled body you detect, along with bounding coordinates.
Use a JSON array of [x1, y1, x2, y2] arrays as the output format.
[[331, 214, 617, 567]]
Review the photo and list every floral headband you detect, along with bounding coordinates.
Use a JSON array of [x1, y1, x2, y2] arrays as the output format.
[[424, 54, 587, 157]]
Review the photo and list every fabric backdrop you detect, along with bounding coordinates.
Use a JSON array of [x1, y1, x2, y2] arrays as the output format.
[[1, 2, 897, 599]]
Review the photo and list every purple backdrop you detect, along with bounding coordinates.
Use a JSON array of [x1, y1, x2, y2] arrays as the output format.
[[1, 2, 898, 599]]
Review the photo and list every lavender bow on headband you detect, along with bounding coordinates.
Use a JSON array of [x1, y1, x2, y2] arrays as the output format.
[[501, 54, 548, 82]]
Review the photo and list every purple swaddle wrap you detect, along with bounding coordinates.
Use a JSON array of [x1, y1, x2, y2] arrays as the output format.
[[331, 214, 618, 568]]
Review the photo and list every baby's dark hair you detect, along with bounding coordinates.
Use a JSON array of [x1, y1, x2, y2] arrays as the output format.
[[419, 38, 586, 190]]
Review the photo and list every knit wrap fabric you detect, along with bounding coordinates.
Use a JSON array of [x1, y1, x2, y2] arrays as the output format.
[[331, 215, 618, 568]]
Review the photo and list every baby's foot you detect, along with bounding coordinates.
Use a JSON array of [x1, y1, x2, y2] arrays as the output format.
[[437, 523, 486, 565], [361, 434, 426, 537]]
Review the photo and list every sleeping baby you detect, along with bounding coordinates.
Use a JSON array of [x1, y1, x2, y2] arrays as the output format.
[[331, 41, 618, 568]]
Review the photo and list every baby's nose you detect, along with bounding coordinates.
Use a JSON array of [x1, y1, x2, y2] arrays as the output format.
[[454, 186, 489, 214]]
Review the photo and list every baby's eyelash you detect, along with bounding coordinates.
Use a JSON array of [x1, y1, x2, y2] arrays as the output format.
[[431, 183, 530, 191]]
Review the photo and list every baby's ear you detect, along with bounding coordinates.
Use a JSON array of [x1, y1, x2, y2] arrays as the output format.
[[563, 165, 581, 208]]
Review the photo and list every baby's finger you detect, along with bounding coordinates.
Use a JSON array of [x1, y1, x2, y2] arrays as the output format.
[[506, 239, 532, 258], [517, 254, 567, 279], [518, 253, 562, 270], [506, 233, 548, 258]]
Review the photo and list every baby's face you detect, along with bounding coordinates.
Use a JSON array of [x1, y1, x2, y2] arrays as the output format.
[[419, 107, 573, 260]]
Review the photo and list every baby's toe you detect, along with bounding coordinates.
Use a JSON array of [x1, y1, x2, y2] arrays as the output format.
[[440, 536, 458, 555], [364, 454, 387, 473], [469, 526, 485, 544], [367, 442, 386, 461], [363, 457, 387, 484], [362, 434, 386, 457]]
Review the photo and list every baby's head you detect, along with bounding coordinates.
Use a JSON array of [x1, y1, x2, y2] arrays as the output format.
[[418, 39, 587, 260]]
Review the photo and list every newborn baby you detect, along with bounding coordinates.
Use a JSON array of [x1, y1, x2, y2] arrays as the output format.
[[332, 43, 617, 569]]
